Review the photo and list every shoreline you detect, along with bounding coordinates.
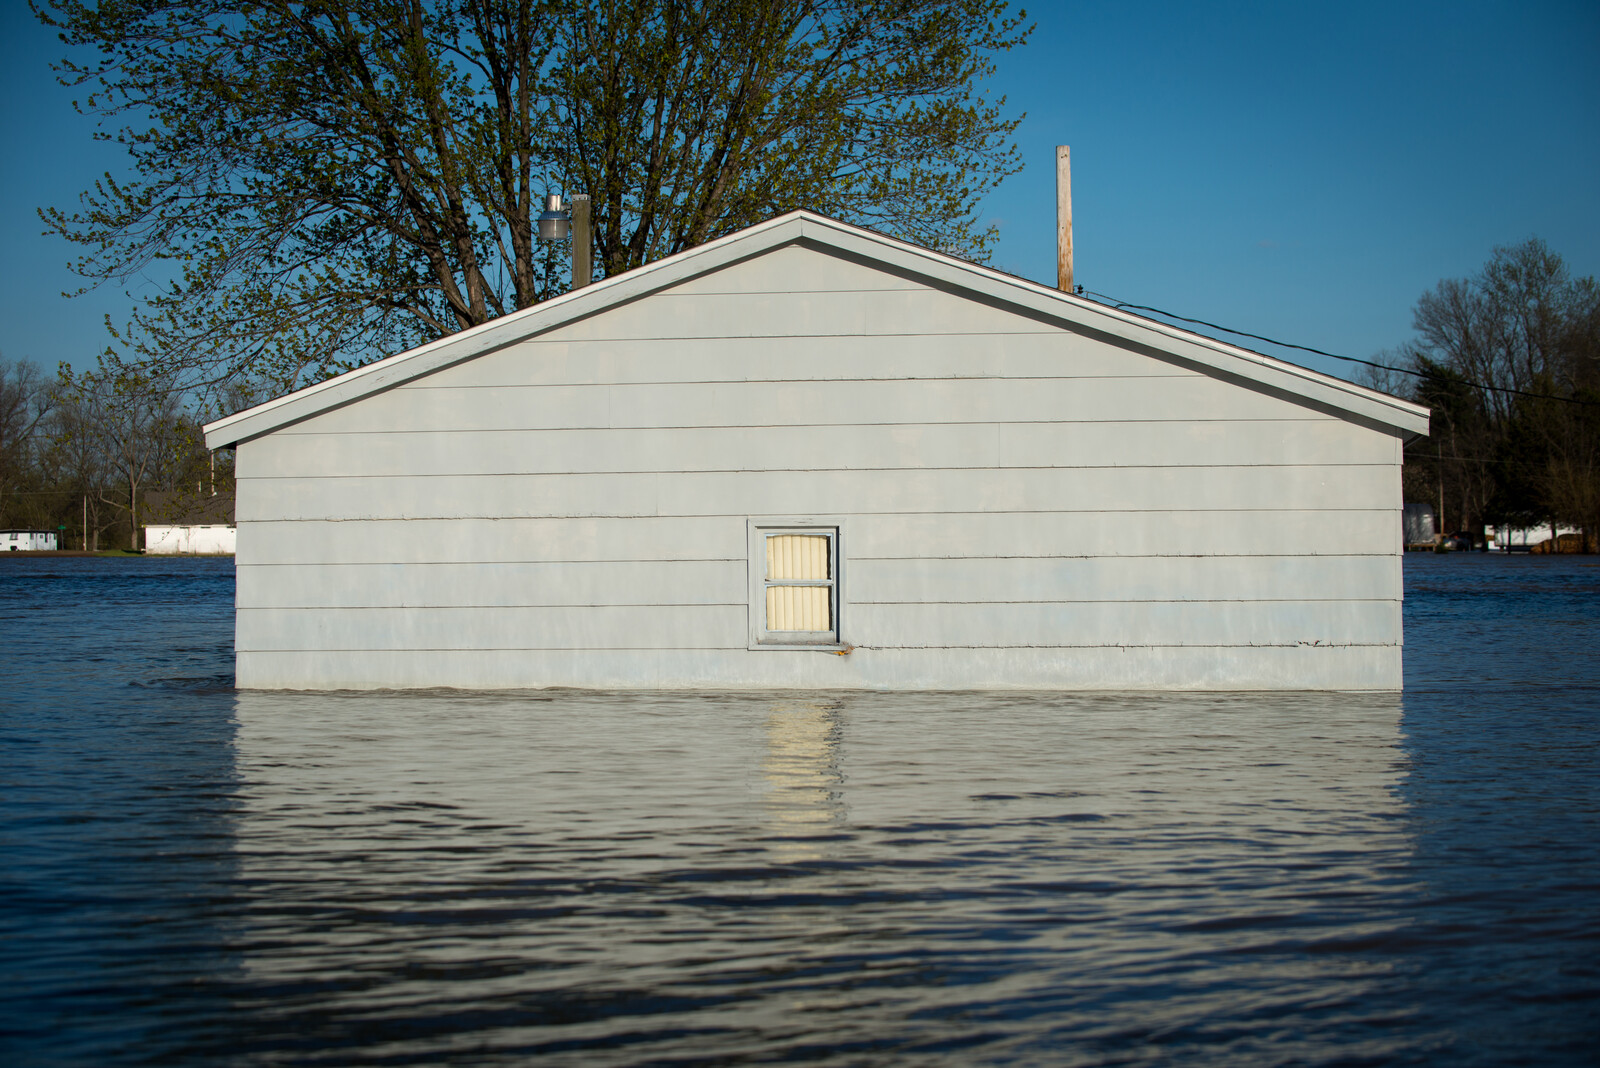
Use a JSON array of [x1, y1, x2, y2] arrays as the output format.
[[0, 550, 235, 558]]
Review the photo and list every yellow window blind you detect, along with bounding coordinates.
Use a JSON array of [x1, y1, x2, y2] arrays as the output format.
[[765, 534, 832, 631]]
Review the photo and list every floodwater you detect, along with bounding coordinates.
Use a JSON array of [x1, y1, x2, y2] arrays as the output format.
[[1, 554, 1596, 1065]]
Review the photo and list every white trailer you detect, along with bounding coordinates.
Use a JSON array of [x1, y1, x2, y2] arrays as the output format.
[[2, 530, 58, 552], [144, 524, 238, 555]]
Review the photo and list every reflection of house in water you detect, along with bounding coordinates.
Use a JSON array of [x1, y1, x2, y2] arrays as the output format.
[[762, 700, 846, 852], [224, 690, 1410, 1035]]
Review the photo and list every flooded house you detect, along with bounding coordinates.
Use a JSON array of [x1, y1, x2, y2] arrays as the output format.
[[203, 211, 1429, 690]]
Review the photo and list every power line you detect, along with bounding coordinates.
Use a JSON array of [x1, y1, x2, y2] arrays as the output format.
[[1082, 289, 1598, 407]]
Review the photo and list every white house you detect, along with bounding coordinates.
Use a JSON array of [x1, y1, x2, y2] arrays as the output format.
[[203, 211, 1429, 691], [2, 529, 58, 552]]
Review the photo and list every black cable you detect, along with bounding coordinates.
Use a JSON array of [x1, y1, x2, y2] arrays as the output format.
[[1081, 289, 1598, 407]]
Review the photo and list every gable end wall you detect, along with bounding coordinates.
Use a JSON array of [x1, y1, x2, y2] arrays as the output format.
[[233, 244, 1405, 689]]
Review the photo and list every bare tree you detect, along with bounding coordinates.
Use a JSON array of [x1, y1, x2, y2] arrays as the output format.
[[0, 358, 53, 528], [38, 384, 113, 549], [1402, 239, 1600, 544], [52, 362, 188, 549]]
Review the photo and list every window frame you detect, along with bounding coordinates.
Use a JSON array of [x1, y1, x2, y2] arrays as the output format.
[[747, 518, 845, 650]]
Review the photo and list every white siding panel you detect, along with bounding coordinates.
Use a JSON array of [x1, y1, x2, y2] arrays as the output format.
[[846, 510, 1402, 559], [238, 560, 742, 609], [850, 556, 1400, 604], [999, 420, 1397, 468], [847, 600, 1400, 648], [237, 605, 744, 651], [280, 377, 1325, 438], [236, 509, 1400, 567], [235, 600, 1397, 654], [236, 645, 1402, 691], [623, 376, 1321, 428], [539, 289, 1056, 343], [239, 516, 745, 565], [241, 420, 1397, 479], [237, 466, 1393, 523], [240, 424, 1004, 479], [663, 244, 917, 295], [423, 333, 1190, 389], [287, 383, 612, 436]]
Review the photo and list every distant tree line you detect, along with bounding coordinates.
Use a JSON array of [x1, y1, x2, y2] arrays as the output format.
[[0, 360, 234, 550], [1372, 239, 1600, 548]]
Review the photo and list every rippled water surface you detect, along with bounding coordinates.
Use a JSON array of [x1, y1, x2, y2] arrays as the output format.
[[2, 553, 1597, 1065]]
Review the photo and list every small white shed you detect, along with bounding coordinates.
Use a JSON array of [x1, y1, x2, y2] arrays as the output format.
[[142, 488, 237, 555], [204, 211, 1429, 691], [145, 524, 237, 555]]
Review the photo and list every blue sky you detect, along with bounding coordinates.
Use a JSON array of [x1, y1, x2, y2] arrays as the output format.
[[2, 1, 1597, 384]]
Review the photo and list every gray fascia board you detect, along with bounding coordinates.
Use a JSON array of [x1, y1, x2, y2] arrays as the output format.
[[205, 211, 1429, 448]]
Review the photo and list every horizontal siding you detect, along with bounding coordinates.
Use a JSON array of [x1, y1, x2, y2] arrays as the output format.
[[420, 333, 1183, 389], [999, 420, 1393, 468], [238, 605, 742, 651], [238, 556, 1396, 609], [849, 601, 1399, 648], [238, 515, 745, 565], [237, 510, 1401, 566], [236, 600, 1398, 652], [538, 288, 1059, 342], [237, 466, 1395, 523], [245, 423, 1006, 479], [238, 560, 744, 609], [241, 420, 1396, 479], [235, 645, 1403, 691], [662, 243, 916, 295], [286, 376, 1325, 437], [229, 245, 1406, 690], [850, 556, 1399, 604]]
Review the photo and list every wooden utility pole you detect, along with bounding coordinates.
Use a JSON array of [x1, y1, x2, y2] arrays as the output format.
[[572, 194, 592, 290], [1056, 145, 1073, 292]]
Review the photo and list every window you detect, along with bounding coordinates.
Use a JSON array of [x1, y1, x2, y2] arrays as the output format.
[[749, 521, 842, 648]]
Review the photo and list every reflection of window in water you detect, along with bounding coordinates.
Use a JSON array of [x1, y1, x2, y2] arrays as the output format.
[[762, 700, 846, 851]]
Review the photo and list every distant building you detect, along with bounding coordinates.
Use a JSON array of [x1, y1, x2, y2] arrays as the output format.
[[1487, 523, 1584, 551], [204, 210, 1430, 692], [145, 524, 237, 555], [1403, 503, 1436, 545], [143, 489, 236, 555], [2, 530, 57, 552]]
